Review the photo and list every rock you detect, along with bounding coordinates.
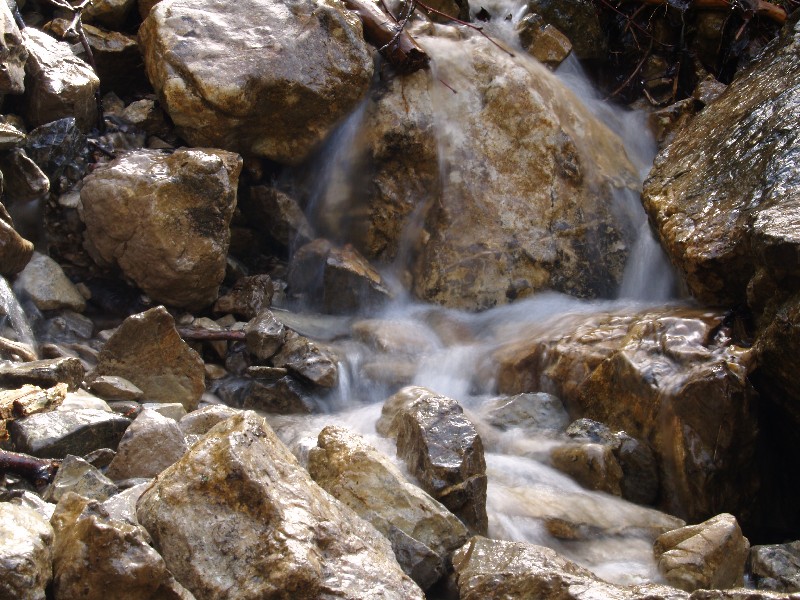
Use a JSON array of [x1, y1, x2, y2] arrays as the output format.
[[0, 202, 34, 275], [51, 492, 172, 600], [8, 408, 130, 458], [81, 148, 242, 310], [495, 308, 758, 523], [0, 1, 27, 95], [82, 0, 137, 30], [90, 306, 206, 411], [750, 541, 800, 591], [141, 402, 186, 421], [139, 0, 161, 19], [0, 148, 49, 200], [642, 14, 800, 307], [24, 117, 89, 194], [0, 383, 66, 444], [9, 490, 57, 521], [178, 404, 239, 438], [138, 0, 373, 165], [525, 0, 607, 60], [693, 76, 727, 106], [484, 392, 569, 432], [102, 481, 152, 528], [0, 357, 84, 390], [88, 375, 144, 401], [517, 13, 572, 68], [43, 454, 118, 503], [105, 408, 188, 480], [353, 33, 638, 310], [22, 28, 99, 131], [80, 24, 149, 96], [550, 442, 624, 496], [229, 375, 317, 414], [136, 411, 424, 600], [121, 98, 171, 139], [351, 318, 440, 356], [378, 386, 488, 535], [243, 309, 285, 360], [452, 536, 687, 600], [0, 503, 53, 600], [289, 239, 392, 314], [214, 274, 275, 320], [654, 513, 750, 591], [271, 331, 338, 388], [0, 121, 26, 149], [308, 425, 469, 589], [14, 251, 86, 312], [240, 185, 313, 250]]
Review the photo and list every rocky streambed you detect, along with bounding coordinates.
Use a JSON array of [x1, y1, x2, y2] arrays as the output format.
[[0, 0, 799, 598]]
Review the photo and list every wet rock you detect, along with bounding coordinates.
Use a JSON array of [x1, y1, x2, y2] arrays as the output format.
[[15, 251, 86, 312], [0, 202, 34, 275], [654, 513, 750, 591], [642, 15, 800, 307], [241, 186, 313, 250], [750, 541, 800, 592], [693, 75, 727, 107], [82, 0, 137, 30], [9, 408, 129, 458], [244, 375, 316, 414], [88, 375, 144, 401], [0, 148, 49, 200], [136, 411, 424, 600], [24, 117, 89, 193], [243, 309, 285, 360], [550, 442, 624, 496], [138, 0, 373, 165], [495, 308, 758, 523], [452, 536, 687, 600], [289, 239, 392, 314], [356, 33, 638, 310], [378, 386, 488, 535], [105, 408, 188, 480], [352, 318, 440, 356], [43, 454, 118, 503], [525, 0, 607, 60], [0, 2, 27, 95], [214, 274, 274, 320], [517, 13, 572, 68], [308, 425, 469, 589], [22, 28, 99, 131], [51, 492, 172, 600], [271, 331, 339, 388], [102, 480, 152, 528], [90, 306, 206, 411], [0, 121, 26, 149], [0, 357, 84, 390], [0, 503, 53, 600], [484, 392, 569, 432], [81, 148, 242, 310], [178, 404, 239, 438]]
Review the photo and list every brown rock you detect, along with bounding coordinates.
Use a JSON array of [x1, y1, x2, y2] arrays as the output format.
[[0, 202, 34, 276], [271, 331, 338, 388], [241, 186, 313, 250], [0, 503, 53, 600], [550, 442, 624, 496], [243, 309, 285, 361], [0, 1, 27, 95], [517, 13, 572, 68], [214, 274, 275, 320]]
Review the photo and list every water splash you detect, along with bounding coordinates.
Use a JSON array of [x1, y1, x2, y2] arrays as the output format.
[[0, 275, 37, 357]]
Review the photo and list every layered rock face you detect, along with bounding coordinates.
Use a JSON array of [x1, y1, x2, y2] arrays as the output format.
[[138, 0, 373, 165]]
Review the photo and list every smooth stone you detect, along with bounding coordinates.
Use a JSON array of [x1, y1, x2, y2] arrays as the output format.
[[178, 404, 239, 438], [14, 252, 86, 312], [89, 375, 144, 401], [483, 392, 569, 432]]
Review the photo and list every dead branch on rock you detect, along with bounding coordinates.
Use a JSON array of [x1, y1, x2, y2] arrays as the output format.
[[177, 327, 246, 342], [0, 449, 60, 486]]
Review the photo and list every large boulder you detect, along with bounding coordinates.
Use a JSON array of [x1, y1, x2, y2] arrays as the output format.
[[494, 308, 759, 523], [81, 148, 241, 310], [138, 0, 373, 165], [136, 411, 424, 599], [642, 14, 800, 309], [343, 31, 639, 310]]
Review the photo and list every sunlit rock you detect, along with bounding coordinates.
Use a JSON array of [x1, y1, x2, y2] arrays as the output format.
[[452, 536, 687, 600], [0, 1, 27, 94], [642, 14, 800, 308], [51, 492, 172, 600], [0, 148, 49, 200], [89, 375, 144, 402], [654, 513, 749, 591], [105, 408, 188, 480], [43, 454, 118, 503], [495, 308, 758, 523], [89, 306, 205, 411], [0, 357, 85, 390], [136, 411, 424, 599], [271, 331, 339, 388], [352, 32, 639, 310], [142, 401, 186, 421], [378, 385, 488, 535], [215, 274, 275, 320], [15, 251, 86, 312], [289, 239, 392, 314], [22, 28, 99, 131], [138, 0, 373, 165], [308, 425, 469, 589], [750, 540, 800, 592], [517, 13, 572, 68], [81, 148, 241, 310], [178, 404, 239, 438], [0, 503, 52, 600]]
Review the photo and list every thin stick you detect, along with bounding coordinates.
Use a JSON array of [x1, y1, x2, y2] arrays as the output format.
[[0, 449, 60, 486]]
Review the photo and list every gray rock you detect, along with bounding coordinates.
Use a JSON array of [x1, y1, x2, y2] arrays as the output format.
[[0, 121, 26, 149], [105, 408, 188, 480], [141, 402, 186, 421], [0, 203, 34, 276], [243, 309, 285, 360], [102, 481, 152, 528], [0, 0, 27, 95], [90, 306, 206, 411], [81, 148, 242, 310], [484, 392, 569, 432], [9, 408, 130, 458], [22, 28, 99, 131], [308, 425, 469, 589], [271, 331, 339, 388], [89, 375, 144, 401], [179, 404, 239, 438], [378, 386, 488, 535], [0, 357, 84, 390], [0, 503, 53, 600], [14, 252, 86, 312], [137, 411, 424, 599], [241, 186, 313, 249], [215, 274, 275, 320], [43, 454, 118, 503], [0, 148, 49, 200], [23, 117, 89, 193], [750, 541, 800, 592]]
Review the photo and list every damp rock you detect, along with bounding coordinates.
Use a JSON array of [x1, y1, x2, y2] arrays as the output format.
[[271, 331, 338, 388], [378, 386, 488, 535], [0, 148, 49, 200], [654, 513, 750, 592], [81, 0, 137, 30], [0, 502, 53, 600], [214, 274, 274, 320], [23, 117, 89, 193], [22, 28, 99, 131], [351, 318, 440, 356], [524, 0, 607, 60], [243, 309, 285, 360], [0, 357, 84, 390], [178, 404, 239, 438], [0, 202, 34, 275], [138, 0, 373, 165], [42, 454, 118, 503], [750, 540, 800, 592], [550, 442, 624, 496], [136, 411, 424, 599], [516, 13, 572, 68], [81, 148, 242, 310], [90, 306, 206, 411], [0, 1, 27, 95], [14, 251, 86, 312], [240, 186, 313, 250], [484, 392, 569, 432], [217, 375, 316, 415]]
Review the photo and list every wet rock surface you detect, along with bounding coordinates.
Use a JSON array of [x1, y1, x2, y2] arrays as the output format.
[[750, 540, 800, 592], [0, 502, 53, 600]]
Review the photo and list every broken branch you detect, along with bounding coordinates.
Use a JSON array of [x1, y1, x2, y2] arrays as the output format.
[[177, 327, 246, 342], [0, 449, 60, 486]]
